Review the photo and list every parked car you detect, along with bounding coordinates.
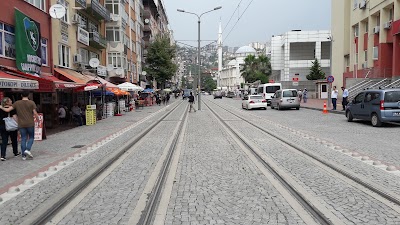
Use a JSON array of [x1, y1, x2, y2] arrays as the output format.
[[226, 91, 235, 98], [214, 91, 223, 99], [270, 89, 300, 110], [242, 95, 267, 110], [346, 89, 400, 127]]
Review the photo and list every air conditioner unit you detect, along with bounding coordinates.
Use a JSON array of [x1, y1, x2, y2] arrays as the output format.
[[373, 26, 380, 34], [362, 62, 368, 69], [384, 21, 392, 29], [72, 14, 81, 24], [359, 0, 367, 9], [73, 54, 82, 64]]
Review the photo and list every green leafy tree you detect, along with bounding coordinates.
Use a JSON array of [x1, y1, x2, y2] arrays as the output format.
[[240, 54, 271, 83], [144, 35, 178, 88], [204, 76, 217, 92], [307, 59, 326, 80]]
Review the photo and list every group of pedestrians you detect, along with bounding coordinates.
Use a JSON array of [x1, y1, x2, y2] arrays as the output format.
[[155, 93, 170, 106], [330, 86, 349, 111], [0, 92, 39, 161], [298, 89, 308, 103]]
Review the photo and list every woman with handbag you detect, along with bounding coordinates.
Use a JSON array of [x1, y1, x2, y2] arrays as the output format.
[[0, 97, 20, 161]]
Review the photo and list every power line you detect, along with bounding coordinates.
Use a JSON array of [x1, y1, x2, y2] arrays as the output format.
[[222, 0, 244, 33], [224, 0, 255, 43]]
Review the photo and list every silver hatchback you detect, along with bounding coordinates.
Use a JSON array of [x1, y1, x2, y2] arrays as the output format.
[[270, 89, 300, 110]]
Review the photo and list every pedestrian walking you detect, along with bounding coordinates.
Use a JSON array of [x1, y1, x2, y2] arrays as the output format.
[[331, 86, 338, 110], [188, 92, 196, 112], [297, 89, 303, 102], [341, 86, 349, 110], [0, 91, 39, 160], [303, 88, 308, 103], [0, 97, 20, 160], [71, 103, 83, 126], [166, 93, 170, 104], [58, 104, 66, 124]]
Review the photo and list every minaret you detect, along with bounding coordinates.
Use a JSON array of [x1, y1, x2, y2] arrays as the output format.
[[217, 21, 223, 88]]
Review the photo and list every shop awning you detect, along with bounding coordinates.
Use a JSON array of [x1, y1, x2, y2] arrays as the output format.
[[41, 74, 85, 89], [0, 67, 53, 92], [82, 72, 119, 91], [54, 68, 92, 84], [0, 71, 38, 89]]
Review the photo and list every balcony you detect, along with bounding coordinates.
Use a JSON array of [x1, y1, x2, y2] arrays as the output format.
[[75, 0, 87, 9], [89, 31, 107, 49], [85, 0, 110, 21]]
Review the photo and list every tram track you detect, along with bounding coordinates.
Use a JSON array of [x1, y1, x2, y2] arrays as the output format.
[[203, 99, 400, 225], [20, 101, 187, 225]]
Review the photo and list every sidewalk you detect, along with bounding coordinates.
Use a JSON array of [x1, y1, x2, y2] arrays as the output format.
[[300, 98, 346, 115], [0, 100, 174, 195]]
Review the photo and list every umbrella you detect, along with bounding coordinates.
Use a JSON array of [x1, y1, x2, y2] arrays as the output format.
[[143, 88, 154, 93], [163, 88, 172, 92], [117, 82, 142, 91]]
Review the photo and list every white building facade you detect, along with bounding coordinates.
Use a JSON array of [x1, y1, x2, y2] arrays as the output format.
[[220, 46, 257, 90], [270, 30, 332, 82]]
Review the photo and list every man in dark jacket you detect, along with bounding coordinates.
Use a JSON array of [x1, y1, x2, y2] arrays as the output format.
[[188, 92, 196, 112]]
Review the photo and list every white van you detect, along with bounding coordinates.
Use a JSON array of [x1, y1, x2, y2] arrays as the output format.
[[257, 83, 282, 104]]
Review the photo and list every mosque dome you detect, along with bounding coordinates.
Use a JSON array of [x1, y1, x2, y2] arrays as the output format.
[[235, 46, 257, 55]]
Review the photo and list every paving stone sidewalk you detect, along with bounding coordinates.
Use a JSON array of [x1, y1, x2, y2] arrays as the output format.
[[0, 101, 175, 194]]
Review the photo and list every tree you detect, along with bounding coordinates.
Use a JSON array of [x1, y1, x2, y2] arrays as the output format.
[[204, 76, 217, 92], [307, 59, 326, 80], [240, 54, 271, 83], [144, 35, 178, 88]]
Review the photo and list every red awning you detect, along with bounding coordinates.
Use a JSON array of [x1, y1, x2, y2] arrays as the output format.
[[41, 74, 85, 89], [0, 67, 53, 92], [0, 71, 39, 89]]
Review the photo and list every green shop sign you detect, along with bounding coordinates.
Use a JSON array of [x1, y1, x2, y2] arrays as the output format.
[[15, 9, 42, 75]]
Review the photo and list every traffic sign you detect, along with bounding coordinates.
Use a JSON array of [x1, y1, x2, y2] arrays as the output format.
[[327, 75, 334, 83], [292, 77, 299, 82], [292, 82, 299, 86]]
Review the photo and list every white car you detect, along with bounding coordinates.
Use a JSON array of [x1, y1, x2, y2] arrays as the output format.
[[242, 95, 267, 110]]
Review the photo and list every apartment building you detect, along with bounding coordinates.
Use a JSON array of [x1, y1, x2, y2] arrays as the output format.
[[332, 0, 400, 87], [270, 30, 331, 82], [51, 0, 109, 81]]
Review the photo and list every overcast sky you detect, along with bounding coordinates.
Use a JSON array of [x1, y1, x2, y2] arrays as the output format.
[[162, 0, 331, 48]]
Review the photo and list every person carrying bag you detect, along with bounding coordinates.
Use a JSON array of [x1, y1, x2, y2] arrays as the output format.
[[0, 97, 20, 160]]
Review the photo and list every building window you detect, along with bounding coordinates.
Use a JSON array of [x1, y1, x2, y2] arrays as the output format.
[[365, 21, 368, 33], [58, 44, 70, 68], [108, 52, 122, 68], [0, 23, 16, 59], [105, 0, 120, 15], [131, 40, 136, 53], [106, 27, 121, 42], [389, 8, 394, 21], [90, 51, 99, 60], [88, 21, 99, 33], [79, 48, 89, 65], [353, 0, 358, 9], [373, 46, 378, 60], [41, 38, 48, 65], [78, 13, 88, 30], [130, 18, 135, 31], [355, 53, 358, 64], [354, 25, 359, 37], [58, 0, 69, 24], [25, 0, 46, 11], [364, 50, 367, 62]]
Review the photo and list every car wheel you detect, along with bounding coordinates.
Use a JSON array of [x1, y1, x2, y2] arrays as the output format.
[[296, 107, 300, 110], [264, 107, 267, 110], [371, 113, 382, 127], [271, 104, 274, 109], [346, 111, 353, 122], [277, 104, 281, 111]]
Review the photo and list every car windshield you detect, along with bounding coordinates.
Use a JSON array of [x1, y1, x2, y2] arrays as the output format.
[[266, 86, 280, 93], [384, 91, 400, 102], [250, 96, 263, 99], [283, 90, 297, 97]]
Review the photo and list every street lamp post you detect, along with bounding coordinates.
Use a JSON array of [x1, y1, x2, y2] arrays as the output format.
[[327, 35, 334, 108], [177, 6, 222, 110]]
